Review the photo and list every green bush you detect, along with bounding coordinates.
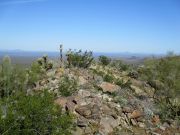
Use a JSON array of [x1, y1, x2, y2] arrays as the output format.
[[0, 56, 27, 98], [103, 74, 114, 83], [0, 56, 47, 97], [115, 78, 131, 88], [27, 61, 45, 87], [66, 49, 94, 68], [91, 69, 104, 77], [158, 98, 180, 122], [98, 55, 111, 66], [0, 90, 73, 135], [140, 56, 180, 121], [111, 60, 130, 71], [58, 75, 78, 97], [37, 55, 53, 71]]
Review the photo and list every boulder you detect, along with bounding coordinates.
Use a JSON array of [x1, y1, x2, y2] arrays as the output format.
[[90, 104, 100, 119], [72, 127, 84, 135], [78, 89, 91, 98], [131, 119, 138, 126], [99, 116, 119, 135], [101, 104, 118, 119], [138, 122, 146, 128], [129, 110, 143, 119], [122, 106, 133, 113], [39, 79, 49, 86], [75, 105, 92, 118], [77, 116, 89, 127], [66, 101, 76, 112], [99, 82, 120, 93], [78, 76, 87, 86], [54, 97, 67, 107]]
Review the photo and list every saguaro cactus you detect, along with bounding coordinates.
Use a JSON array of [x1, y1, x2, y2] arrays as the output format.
[[1, 56, 12, 98], [59, 44, 63, 67]]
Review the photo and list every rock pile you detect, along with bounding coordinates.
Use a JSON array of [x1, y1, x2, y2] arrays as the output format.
[[33, 67, 179, 135]]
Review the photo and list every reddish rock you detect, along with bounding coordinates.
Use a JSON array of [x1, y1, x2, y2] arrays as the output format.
[[99, 82, 120, 93], [129, 110, 142, 119], [152, 115, 160, 125]]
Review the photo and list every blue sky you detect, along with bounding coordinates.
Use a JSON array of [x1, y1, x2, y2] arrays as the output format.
[[0, 0, 180, 53]]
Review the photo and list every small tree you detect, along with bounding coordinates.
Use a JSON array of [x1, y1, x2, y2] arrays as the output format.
[[0, 91, 73, 135], [66, 49, 94, 68], [58, 75, 78, 97], [98, 55, 111, 66]]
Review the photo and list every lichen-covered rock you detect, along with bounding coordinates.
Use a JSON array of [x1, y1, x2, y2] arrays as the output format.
[[75, 105, 92, 118], [99, 116, 119, 135], [78, 89, 91, 98], [99, 82, 120, 93], [130, 85, 146, 96]]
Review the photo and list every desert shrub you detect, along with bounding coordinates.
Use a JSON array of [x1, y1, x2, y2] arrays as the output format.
[[103, 74, 114, 83], [140, 55, 180, 121], [158, 98, 180, 122], [37, 55, 53, 71], [115, 78, 124, 86], [141, 56, 180, 97], [128, 70, 138, 79], [0, 56, 47, 97], [122, 80, 132, 88], [58, 75, 78, 97], [98, 55, 111, 66], [27, 61, 45, 87], [115, 78, 131, 88], [0, 56, 27, 98], [66, 49, 94, 68], [111, 60, 130, 71], [0, 90, 73, 135], [91, 68, 104, 77]]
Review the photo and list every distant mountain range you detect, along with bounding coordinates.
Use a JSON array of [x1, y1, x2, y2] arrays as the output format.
[[0, 50, 164, 58]]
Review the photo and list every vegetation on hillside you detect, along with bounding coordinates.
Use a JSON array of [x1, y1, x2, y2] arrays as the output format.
[[139, 55, 180, 121], [66, 49, 94, 68], [0, 91, 73, 135], [0, 51, 179, 134], [0, 56, 73, 135], [58, 74, 78, 97], [98, 55, 111, 66]]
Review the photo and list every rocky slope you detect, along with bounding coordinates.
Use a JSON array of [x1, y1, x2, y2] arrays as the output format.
[[32, 64, 180, 135]]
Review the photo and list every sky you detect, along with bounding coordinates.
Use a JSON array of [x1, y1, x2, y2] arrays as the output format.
[[0, 0, 180, 54]]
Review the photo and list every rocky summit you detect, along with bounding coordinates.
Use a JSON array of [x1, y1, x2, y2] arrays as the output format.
[[31, 59, 179, 135], [1, 54, 179, 135]]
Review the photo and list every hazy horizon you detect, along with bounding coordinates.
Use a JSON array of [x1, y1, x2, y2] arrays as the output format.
[[0, 48, 168, 55], [0, 0, 180, 53]]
